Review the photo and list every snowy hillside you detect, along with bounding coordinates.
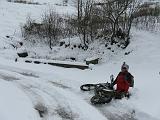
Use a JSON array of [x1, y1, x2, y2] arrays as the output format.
[[0, 0, 160, 120]]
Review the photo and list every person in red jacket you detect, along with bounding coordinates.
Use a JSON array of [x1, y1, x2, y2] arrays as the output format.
[[112, 62, 134, 94]]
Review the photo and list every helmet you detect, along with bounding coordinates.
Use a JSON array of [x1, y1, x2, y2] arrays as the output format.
[[121, 62, 129, 71]]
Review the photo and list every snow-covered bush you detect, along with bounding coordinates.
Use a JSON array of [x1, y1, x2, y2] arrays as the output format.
[[22, 10, 77, 49], [21, 0, 160, 50], [133, 1, 160, 32], [22, 12, 63, 49]]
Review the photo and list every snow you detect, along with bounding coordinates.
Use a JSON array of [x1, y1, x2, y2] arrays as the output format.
[[17, 47, 27, 53], [85, 56, 99, 61], [60, 37, 82, 45], [0, 0, 160, 120], [0, 80, 39, 120]]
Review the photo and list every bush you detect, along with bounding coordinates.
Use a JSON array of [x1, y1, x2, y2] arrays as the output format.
[[22, 10, 77, 49]]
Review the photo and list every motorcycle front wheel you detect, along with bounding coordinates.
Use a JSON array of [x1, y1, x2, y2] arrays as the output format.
[[80, 84, 96, 91]]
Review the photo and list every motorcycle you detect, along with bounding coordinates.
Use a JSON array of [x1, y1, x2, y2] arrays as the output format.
[[80, 75, 130, 104]]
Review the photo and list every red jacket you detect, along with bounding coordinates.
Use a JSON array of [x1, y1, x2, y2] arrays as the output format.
[[114, 71, 133, 93]]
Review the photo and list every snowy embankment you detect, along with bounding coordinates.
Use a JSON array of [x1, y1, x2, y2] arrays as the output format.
[[0, 0, 160, 120]]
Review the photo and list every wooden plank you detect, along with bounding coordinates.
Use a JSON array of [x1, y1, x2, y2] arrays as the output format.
[[48, 62, 89, 70], [21, 58, 89, 70]]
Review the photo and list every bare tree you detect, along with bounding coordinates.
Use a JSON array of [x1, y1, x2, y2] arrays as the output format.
[[125, 0, 141, 38], [132, 1, 160, 31], [75, 0, 94, 48], [42, 9, 63, 49], [103, 0, 133, 44]]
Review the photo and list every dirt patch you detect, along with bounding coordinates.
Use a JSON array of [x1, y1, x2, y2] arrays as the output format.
[[50, 81, 70, 89], [35, 103, 48, 118], [55, 106, 77, 120], [103, 110, 137, 120], [20, 72, 39, 78], [107, 113, 137, 120]]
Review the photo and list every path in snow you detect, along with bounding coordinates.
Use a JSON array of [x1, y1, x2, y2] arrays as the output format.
[[0, 55, 159, 120]]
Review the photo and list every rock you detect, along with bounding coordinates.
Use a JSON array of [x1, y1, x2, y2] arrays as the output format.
[[60, 41, 65, 46], [107, 47, 111, 50], [34, 61, 41, 64], [17, 52, 28, 57], [70, 57, 76, 61], [25, 60, 32, 63], [86, 57, 99, 65]]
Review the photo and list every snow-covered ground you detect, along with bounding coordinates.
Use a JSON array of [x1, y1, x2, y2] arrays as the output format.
[[0, 0, 160, 120], [0, 80, 39, 120]]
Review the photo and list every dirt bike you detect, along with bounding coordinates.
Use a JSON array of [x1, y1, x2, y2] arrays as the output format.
[[80, 75, 114, 91], [80, 75, 130, 104]]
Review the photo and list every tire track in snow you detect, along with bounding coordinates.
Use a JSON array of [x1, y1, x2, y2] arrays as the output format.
[[0, 69, 76, 119], [88, 96, 159, 120], [1, 68, 158, 120], [15, 79, 107, 120], [0, 68, 132, 120], [0, 65, 110, 120], [14, 79, 76, 120]]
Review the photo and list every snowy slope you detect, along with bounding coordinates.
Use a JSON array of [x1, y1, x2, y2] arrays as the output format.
[[0, 28, 160, 120], [0, 0, 76, 60], [0, 0, 160, 120]]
